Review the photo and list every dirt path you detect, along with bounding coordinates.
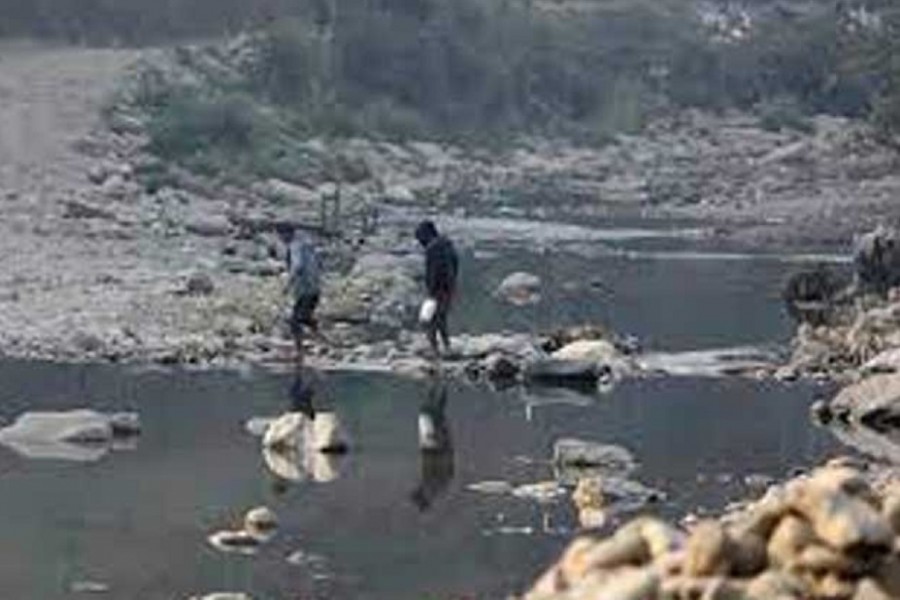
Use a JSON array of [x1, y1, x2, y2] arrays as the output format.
[[0, 44, 289, 365], [0, 43, 139, 201]]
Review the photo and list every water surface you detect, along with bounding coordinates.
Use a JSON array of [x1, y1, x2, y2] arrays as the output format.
[[0, 223, 854, 599]]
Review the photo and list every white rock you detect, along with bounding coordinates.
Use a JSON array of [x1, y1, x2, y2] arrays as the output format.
[[262, 179, 317, 205], [185, 214, 231, 237], [245, 416, 275, 437], [384, 185, 415, 204], [552, 339, 620, 363], [207, 530, 262, 555], [466, 480, 515, 495], [863, 348, 900, 374], [0, 409, 140, 461], [308, 412, 350, 454], [553, 438, 637, 473], [262, 412, 307, 449], [512, 481, 567, 504], [262, 446, 341, 483], [244, 506, 278, 538]]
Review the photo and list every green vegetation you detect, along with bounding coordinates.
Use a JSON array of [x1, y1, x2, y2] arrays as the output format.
[[68, 0, 900, 179]]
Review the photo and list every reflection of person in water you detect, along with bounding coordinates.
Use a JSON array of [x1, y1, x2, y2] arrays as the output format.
[[289, 367, 316, 420], [269, 367, 320, 496], [410, 378, 455, 512]]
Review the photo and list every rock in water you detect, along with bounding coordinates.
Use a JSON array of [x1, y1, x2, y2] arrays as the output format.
[[109, 412, 141, 436], [207, 530, 264, 555], [551, 339, 619, 363], [244, 506, 278, 539], [0, 409, 141, 462], [308, 412, 350, 454], [523, 358, 600, 388], [553, 438, 637, 472], [262, 412, 307, 450], [495, 271, 542, 305]]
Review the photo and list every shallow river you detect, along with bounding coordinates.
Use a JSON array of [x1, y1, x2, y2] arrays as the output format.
[[0, 224, 854, 599]]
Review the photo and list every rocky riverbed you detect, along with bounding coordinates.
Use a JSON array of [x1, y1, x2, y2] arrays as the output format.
[[3, 40, 899, 373]]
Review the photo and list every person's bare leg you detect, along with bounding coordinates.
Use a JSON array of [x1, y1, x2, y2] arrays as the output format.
[[436, 301, 451, 352], [293, 331, 305, 366], [426, 321, 440, 357]]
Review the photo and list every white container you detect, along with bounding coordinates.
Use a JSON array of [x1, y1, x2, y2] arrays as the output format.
[[419, 298, 438, 324]]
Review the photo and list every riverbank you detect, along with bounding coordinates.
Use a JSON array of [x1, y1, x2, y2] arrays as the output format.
[[2, 42, 897, 371]]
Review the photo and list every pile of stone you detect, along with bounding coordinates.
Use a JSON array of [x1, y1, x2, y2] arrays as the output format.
[[525, 459, 900, 599], [782, 226, 900, 381]]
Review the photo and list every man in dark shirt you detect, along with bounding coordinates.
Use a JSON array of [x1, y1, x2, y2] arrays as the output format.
[[415, 220, 459, 355]]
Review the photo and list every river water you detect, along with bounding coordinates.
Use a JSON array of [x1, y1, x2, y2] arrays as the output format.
[[0, 223, 853, 599]]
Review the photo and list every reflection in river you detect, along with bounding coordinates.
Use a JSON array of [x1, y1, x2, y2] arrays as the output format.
[[411, 378, 455, 511]]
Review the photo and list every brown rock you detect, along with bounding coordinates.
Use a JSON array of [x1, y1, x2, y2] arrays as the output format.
[[855, 578, 894, 600], [874, 555, 900, 598], [727, 529, 768, 577], [880, 487, 900, 535], [638, 518, 684, 559], [684, 521, 731, 577], [810, 466, 879, 507], [745, 570, 809, 599], [527, 536, 598, 596], [767, 515, 817, 568], [736, 490, 792, 540], [568, 567, 658, 600], [583, 522, 651, 570], [660, 576, 748, 600], [573, 477, 606, 512], [814, 572, 858, 599], [789, 480, 892, 551], [795, 543, 858, 577]]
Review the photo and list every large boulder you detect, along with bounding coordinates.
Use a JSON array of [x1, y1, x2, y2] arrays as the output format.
[[854, 226, 900, 295], [550, 339, 632, 377], [186, 213, 232, 237]]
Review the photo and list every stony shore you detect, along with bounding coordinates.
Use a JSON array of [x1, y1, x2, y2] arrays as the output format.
[[523, 457, 900, 600]]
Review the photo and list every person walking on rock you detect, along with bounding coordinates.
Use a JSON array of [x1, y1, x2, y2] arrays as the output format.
[[277, 224, 322, 364], [415, 220, 459, 356]]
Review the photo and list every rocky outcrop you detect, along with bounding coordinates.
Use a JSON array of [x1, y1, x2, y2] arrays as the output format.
[[524, 460, 900, 600]]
